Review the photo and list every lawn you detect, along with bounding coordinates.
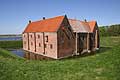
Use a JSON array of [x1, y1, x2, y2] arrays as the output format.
[[0, 36, 120, 80]]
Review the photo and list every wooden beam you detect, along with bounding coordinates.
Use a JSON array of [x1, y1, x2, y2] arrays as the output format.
[[95, 30, 98, 49], [87, 33, 89, 51], [76, 32, 78, 55]]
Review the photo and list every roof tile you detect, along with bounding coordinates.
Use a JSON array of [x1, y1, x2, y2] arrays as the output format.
[[88, 21, 96, 32], [69, 19, 97, 33], [69, 19, 91, 33]]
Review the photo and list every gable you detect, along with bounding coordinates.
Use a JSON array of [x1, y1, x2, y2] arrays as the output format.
[[57, 16, 74, 40], [23, 16, 65, 33], [88, 21, 97, 32]]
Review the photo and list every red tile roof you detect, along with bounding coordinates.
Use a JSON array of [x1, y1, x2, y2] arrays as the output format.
[[80, 21, 91, 32], [69, 19, 97, 33], [69, 19, 91, 33], [23, 16, 65, 33], [88, 21, 96, 32], [23, 15, 97, 33]]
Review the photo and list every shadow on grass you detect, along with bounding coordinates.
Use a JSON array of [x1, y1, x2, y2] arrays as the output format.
[[62, 46, 112, 60], [97, 46, 112, 53]]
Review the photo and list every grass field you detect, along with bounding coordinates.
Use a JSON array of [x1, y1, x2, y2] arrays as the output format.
[[0, 36, 120, 80], [0, 41, 22, 49]]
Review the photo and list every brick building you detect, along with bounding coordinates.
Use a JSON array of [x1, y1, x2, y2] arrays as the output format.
[[23, 15, 100, 59], [23, 15, 75, 59]]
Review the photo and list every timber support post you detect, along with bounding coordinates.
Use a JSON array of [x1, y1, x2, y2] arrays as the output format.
[[87, 32, 90, 53], [76, 32, 79, 55], [95, 30, 99, 50]]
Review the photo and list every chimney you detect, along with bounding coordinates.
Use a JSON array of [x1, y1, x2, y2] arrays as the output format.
[[43, 17, 45, 20], [29, 20, 31, 23]]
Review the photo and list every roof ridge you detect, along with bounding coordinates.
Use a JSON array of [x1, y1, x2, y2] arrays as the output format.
[[69, 19, 92, 33], [23, 15, 65, 33], [88, 20, 96, 23], [31, 15, 65, 23], [69, 18, 81, 21]]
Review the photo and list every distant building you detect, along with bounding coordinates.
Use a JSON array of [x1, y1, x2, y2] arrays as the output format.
[[22, 15, 100, 59]]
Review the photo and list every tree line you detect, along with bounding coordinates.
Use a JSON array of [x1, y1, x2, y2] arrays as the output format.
[[99, 24, 120, 36]]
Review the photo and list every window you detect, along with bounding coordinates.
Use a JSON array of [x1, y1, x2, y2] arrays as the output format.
[[39, 43, 41, 47], [38, 35, 40, 39], [50, 44, 53, 49], [45, 36, 48, 42], [31, 35, 32, 38], [44, 44, 47, 48]]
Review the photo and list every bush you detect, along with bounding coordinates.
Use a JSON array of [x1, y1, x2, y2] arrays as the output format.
[[99, 24, 120, 37]]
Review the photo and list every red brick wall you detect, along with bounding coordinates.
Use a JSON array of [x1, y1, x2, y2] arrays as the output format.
[[35, 32, 44, 54], [29, 33, 35, 52], [57, 17, 75, 58], [23, 32, 58, 59], [23, 33, 29, 50], [44, 32, 57, 59]]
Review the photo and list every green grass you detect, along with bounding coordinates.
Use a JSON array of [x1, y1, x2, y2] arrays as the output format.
[[0, 40, 22, 49], [0, 36, 120, 80], [0, 48, 23, 59]]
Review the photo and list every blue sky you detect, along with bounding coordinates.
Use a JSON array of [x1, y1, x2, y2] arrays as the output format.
[[0, 0, 120, 34]]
